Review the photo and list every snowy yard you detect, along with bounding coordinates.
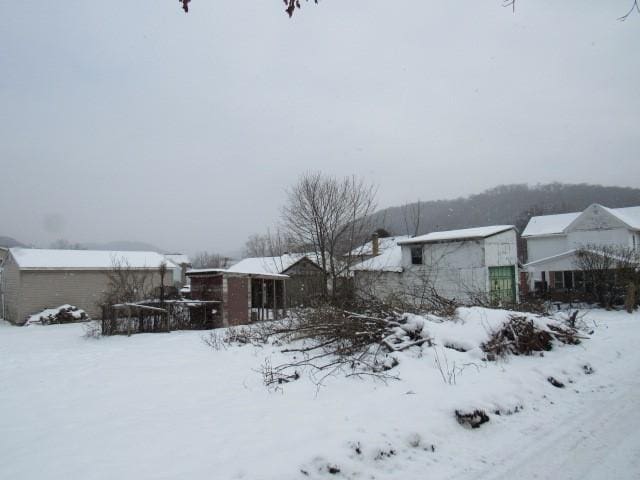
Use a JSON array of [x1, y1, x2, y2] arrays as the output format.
[[1, 308, 639, 480]]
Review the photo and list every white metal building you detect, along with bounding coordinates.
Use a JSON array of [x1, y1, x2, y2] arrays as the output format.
[[352, 225, 519, 305]]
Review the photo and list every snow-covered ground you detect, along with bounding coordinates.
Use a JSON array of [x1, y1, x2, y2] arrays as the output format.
[[1, 308, 639, 480]]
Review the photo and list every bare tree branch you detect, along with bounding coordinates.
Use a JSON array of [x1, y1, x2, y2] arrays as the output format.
[[619, 0, 640, 21]]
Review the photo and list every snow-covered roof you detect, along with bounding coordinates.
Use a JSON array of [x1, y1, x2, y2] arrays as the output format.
[[164, 253, 191, 266], [521, 212, 580, 237], [601, 205, 640, 230], [398, 226, 514, 245], [348, 235, 410, 257], [186, 267, 288, 279], [227, 253, 318, 276], [10, 248, 175, 271], [186, 268, 228, 275], [351, 244, 403, 273], [522, 205, 640, 237]]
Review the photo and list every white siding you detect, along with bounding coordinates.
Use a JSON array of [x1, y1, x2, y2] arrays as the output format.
[[484, 229, 518, 266], [402, 240, 488, 304], [567, 204, 628, 232], [526, 236, 568, 263], [567, 228, 633, 250], [353, 271, 405, 303]]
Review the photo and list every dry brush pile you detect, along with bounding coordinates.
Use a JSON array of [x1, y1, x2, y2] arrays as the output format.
[[204, 303, 433, 387], [204, 304, 586, 393], [481, 313, 583, 361]]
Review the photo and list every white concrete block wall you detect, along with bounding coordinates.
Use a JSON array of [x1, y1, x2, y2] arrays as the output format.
[[2, 255, 21, 323], [8, 267, 172, 324]]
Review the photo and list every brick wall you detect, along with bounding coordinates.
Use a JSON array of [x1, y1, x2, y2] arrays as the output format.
[[226, 276, 248, 326]]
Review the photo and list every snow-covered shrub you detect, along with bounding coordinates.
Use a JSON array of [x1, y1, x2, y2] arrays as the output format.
[[202, 323, 274, 350], [26, 305, 88, 325], [82, 321, 102, 338]]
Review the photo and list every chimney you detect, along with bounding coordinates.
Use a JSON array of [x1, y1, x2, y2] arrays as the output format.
[[371, 232, 379, 257]]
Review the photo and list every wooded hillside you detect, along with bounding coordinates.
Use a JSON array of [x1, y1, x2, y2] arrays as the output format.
[[371, 183, 640, 237]]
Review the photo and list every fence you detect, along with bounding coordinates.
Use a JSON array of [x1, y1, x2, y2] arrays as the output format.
[[101, 300, 222, 336]]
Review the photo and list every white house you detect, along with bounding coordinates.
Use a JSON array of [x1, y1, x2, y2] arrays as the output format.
[[522, 204, 640, 292], [164, 253, 192, 286], [352, 226, 519, 305]]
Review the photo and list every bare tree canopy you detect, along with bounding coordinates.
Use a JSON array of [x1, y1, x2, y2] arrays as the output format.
[[102, 258, 155, 306], [49, 239, 86, 250], [574, 244, 640, 308], [281, 171, 377, 297], [191, 251, 231, 269], [177, 0, 640, 20], [243, 230, 295, 258]]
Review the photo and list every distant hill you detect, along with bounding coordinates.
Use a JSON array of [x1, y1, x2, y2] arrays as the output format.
[[82, 240, 164, 252], [0, 237, 163, 252], [371, 183, 640, 237], [0, 236, 26, 248]]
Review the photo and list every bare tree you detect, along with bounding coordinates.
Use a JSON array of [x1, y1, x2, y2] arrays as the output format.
[[505, 0, 640, 21], [191, 251, 231, 269], [401, 200, 422, 237], [281, 171, 377, 299], [49, 239, 86, 250], [243, 229, 296, 258], [177, 0, 640, 21], [244, 233, 271, 258], [574, 244, 640, 308], [102, 257, 155, 306], [619, 0, 640, 20]]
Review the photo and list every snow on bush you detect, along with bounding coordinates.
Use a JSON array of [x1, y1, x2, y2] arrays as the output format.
[[26, 304, 88, 325]]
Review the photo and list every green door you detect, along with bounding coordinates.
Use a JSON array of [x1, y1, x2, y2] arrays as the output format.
[[489, 266, 516, 304]]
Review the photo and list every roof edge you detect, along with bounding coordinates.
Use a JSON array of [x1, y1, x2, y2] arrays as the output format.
[[398, 226, 515, 245]]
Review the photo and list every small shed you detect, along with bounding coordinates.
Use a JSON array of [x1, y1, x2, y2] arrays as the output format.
[[186, 268, 288, 327], [227, 253, 324, 306]]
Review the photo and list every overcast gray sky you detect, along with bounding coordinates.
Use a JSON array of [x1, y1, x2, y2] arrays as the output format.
[[1, 1, 639, 256]]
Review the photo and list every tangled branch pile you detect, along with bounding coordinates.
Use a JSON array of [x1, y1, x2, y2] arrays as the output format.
[[258, 305, 432, 386], [482, 314, 582, 360]]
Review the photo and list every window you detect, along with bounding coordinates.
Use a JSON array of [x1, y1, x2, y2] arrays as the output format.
[[411, 246, 423, 265], [574, 271, 584, 290], [563, 271, 573, 290], [553, 271, 564, 289]]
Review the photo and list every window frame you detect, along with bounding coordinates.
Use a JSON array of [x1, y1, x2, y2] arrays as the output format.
[[410, 246, 423, 265]]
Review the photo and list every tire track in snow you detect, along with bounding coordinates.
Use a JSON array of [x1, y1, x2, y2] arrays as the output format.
[[460, 378, 640, 480]]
